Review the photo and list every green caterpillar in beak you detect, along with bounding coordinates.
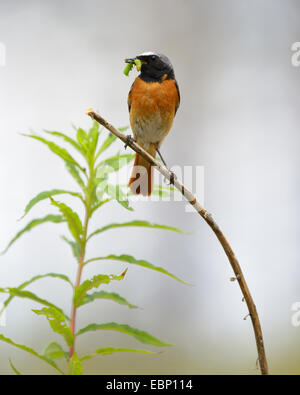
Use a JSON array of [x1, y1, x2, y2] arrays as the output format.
[[123, 59, 142, 76]]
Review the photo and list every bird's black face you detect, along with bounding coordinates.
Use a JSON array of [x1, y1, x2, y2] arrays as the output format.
[[135, 52, 175, 82]]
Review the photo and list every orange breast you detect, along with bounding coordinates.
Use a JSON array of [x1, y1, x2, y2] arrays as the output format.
[[129, 77, 179, 138]]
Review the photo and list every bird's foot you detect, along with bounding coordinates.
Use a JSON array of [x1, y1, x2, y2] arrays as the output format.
[[124, 135, 135, 150], [164, 171, 177, 185]]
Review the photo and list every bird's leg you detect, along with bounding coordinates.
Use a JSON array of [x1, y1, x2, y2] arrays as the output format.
[[124, 135, 136, 150], [156, 148, 177, 185], [156, 147, 168, 167]]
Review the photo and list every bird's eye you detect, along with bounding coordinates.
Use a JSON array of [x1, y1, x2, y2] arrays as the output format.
[[151, 55, 156, 61]]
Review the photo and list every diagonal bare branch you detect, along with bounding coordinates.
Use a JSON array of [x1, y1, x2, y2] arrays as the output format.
[[85, 108, 269, 375]]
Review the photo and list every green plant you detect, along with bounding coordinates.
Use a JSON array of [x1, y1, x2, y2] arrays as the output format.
[[0, 122, 186, 375]]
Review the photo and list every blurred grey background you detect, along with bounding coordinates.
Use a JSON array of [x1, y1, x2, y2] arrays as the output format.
[[0, 0, 300, 374]]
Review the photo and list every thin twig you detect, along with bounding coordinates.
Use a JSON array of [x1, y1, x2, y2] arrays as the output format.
[[85, 108, 269, 375]]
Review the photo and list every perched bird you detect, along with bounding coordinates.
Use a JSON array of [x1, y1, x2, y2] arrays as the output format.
[[126, 52, 180, 196]]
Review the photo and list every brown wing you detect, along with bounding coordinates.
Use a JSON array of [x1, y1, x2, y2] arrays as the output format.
[[127, 81, 134, 113]]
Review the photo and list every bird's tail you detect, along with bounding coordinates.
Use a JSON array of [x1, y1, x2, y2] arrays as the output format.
[[129, 143, 156, 196]]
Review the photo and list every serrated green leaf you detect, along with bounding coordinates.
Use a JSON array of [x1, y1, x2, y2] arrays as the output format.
[[0, 334, 64, 374], [13, 272, 72, 291], [0, 288, 69, 319], [33, 307, 73, 347], [87, 220, 183, 241], [0, 272, 73, 316], [106, 184, 133, 211], [81, 290, 138, 309], [51, 199, 83, 243], [95, 177, 109, 202], [91, 198, 111, 215], [61, 236, 81, 259], [9, 359, 22, 375], [95, 166, 109, 181], [68, 352, 82, 375], [21, 189, 83, 219], [95, 127, 127, 160], [77, 322, 172, 347], [84, 254, 188, 284], [74, 275, 110, 308], [74, 270, 127, 308], [23, 134, 85, 172], [44, 130, 85, 156], [43, 342, 68, 360], [1, 214, 65, 255], [96, 153, 135, 175], [65, 161, 86, 189], [88, 121, 100, 156], [95, 133, 117, 160], [88, 120, 100, 138], [80, 347, 158, 362], [76, 128, 89, 154]]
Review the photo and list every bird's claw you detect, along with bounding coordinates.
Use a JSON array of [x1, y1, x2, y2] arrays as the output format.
[[124, 135, 135, 150], [164, 171, 177, 185]]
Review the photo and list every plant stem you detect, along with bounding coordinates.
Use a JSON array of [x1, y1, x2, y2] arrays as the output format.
[[68, 215, 87, 358], [69, 160, 94, 359]]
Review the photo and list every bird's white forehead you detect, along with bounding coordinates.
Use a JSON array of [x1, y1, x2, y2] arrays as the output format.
[[138, 51, 156, 56]]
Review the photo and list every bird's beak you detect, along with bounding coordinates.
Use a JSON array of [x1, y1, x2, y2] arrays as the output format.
[[125, 57, 147, 64], [125, 58, 136, 64], [124, 57, 143, 72]]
